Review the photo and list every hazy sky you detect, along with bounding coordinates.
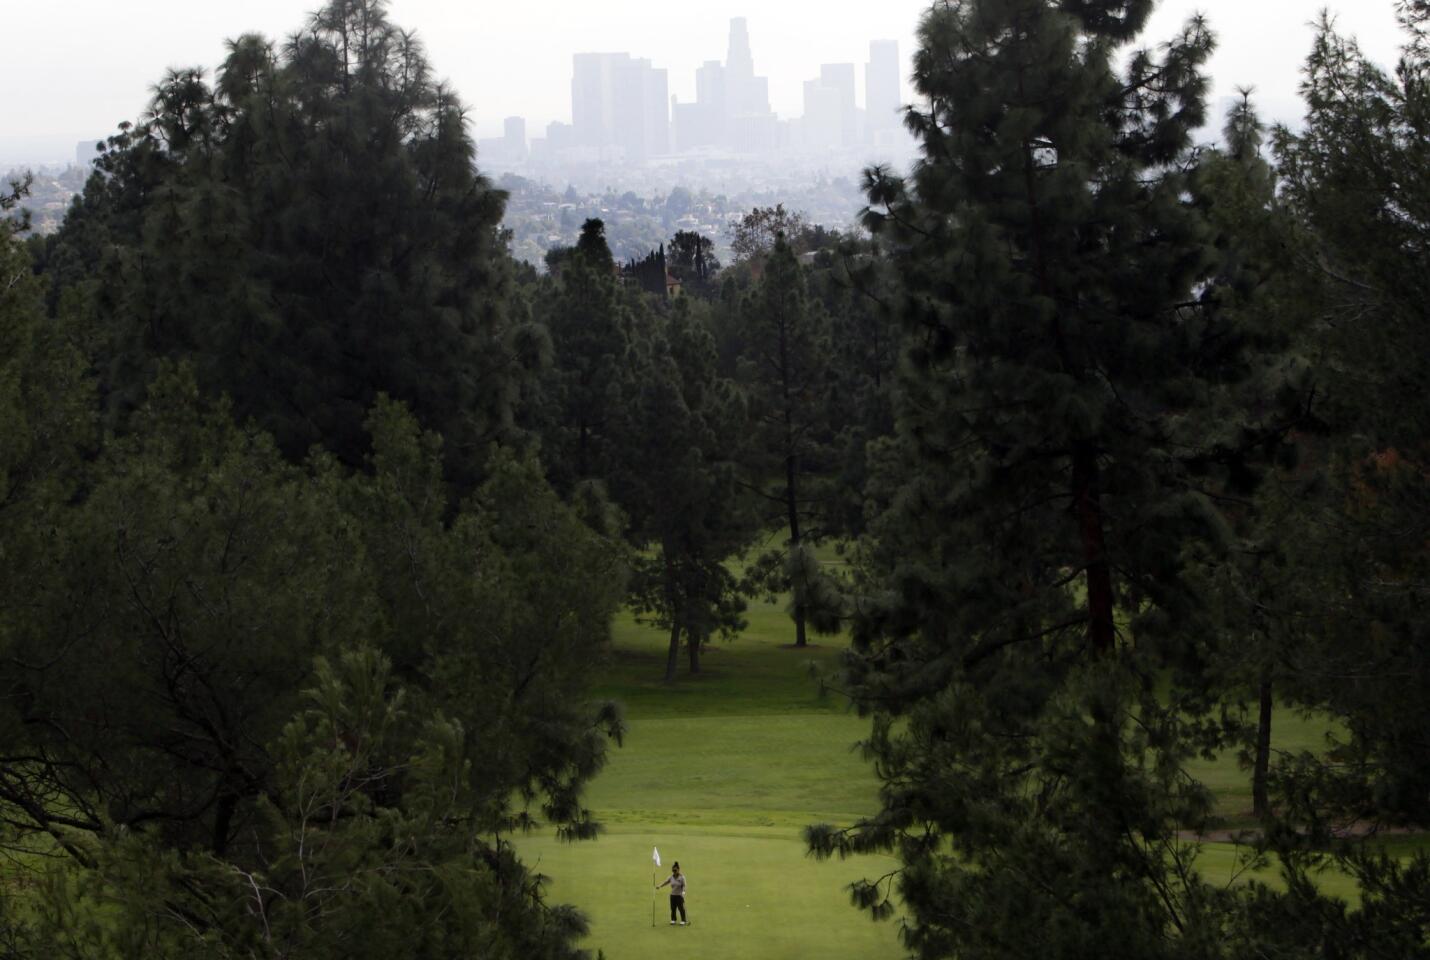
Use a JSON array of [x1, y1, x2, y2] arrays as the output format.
[[2, 0, 1409, 164]]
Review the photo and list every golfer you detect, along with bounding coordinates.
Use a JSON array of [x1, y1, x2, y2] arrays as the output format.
[[655, 861, 688, 925]]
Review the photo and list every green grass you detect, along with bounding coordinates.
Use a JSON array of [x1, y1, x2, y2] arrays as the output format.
[[518, 599, 905, 960], [522, 592, 1426, 958]]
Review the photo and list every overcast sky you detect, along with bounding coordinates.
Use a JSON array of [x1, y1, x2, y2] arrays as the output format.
[[2, 0, 1409, 164]]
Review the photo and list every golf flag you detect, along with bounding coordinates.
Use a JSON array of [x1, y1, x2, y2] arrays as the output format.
[[652, 846, 661, 867]]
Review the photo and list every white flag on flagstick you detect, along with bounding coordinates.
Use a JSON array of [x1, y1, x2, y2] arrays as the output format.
[[652, 846, 661, 867]]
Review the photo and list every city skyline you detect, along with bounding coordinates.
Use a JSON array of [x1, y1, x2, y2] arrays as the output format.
[[1, 0, 1412, 166], [520, 22, 913, 166]]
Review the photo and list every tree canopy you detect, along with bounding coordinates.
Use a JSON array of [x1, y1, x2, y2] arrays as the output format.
[[44, 0, 533, 486]]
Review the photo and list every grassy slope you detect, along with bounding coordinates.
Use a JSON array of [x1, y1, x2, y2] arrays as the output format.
[[518, 602, 905, 960], [522, 567, 1421, 956]]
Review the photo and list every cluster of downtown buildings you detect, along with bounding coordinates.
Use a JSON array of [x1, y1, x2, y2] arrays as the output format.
[[477, 18, 912, 170]]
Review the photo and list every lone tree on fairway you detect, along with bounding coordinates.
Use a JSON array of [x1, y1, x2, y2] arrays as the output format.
[[739, 238, 839, 648], [809, 1, 1298, 956], [617, 301, 754, 681]]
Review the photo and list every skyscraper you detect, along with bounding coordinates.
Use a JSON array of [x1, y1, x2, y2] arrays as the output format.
[[866, 40, 901, 140], [819, 63, 858, 147], [571, 53, 670, 158], [671, 19, 774, 155], [721, 18, 772, 138], [571, 52, 627, 148], [802, 78, 843, 151], [613, 59, 670, 159], [727, 17, 754, 82], [504, 116, 527, 153]]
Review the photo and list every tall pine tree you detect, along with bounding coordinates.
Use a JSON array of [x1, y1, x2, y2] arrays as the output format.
[[43, 0, 532, 486], [808, 2, 1296, 956], [739, 238, 840, 648], [616, 300, 755, 681]]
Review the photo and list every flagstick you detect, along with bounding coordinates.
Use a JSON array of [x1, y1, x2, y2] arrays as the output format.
[[651, 866, 659, 927]]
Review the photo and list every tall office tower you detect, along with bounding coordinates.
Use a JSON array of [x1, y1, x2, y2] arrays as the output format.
[[727, 17, 754, 83], [546, 121, 575, 152], [672, 19, 774, 155], [646, 66, 671, 156], [723, 18, 772, 124], [75, 140, 102, 167], [696, 59, 727, 144], [504, 116, 527, 157], [696, 60, 727, 112], [478, 116, 529, 165], [865, 40, 901, 139], [613, 59, 670, 158], [571, 52, 630, 148], [572, 53, 670, 158], [819, 63, 858, 146], [802, 78, 844, 151]]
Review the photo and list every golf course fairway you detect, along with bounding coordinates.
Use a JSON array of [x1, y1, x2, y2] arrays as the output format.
[[517, 603, 904, 960], [518, 596, 1417, 957]]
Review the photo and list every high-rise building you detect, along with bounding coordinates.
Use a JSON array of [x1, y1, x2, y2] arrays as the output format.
[[820, 63, 858, 147], [696, 60, 727, 116], [571, 52, 628, 148], [504, 116, 527, 148], [802, 78, 843, 151], [477, 116, 529, 166], [671, 18, 775, 154], [727, 18, 754, 78], [723, 18, 772, 120], [866, 40, 901, 140], [675, 60, 727, 149], [571, 53, 670, 159], [75, 140, 102, 167], [613, 59, 670, 158]]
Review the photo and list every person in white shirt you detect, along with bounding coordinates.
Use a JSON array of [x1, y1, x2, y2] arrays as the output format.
[[655, 861, 688, 925]]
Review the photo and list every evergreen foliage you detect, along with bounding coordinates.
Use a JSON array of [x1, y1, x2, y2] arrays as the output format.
[[0, 369, 624, 953], [815, 239, 902, 540], [667, 230, 720, 288], [1245, 6, 1430, 914], [6, 0, 1430, 953], [807, 2, 1302, 956], [529, 222, 631, 494], [43, 0, 532, 486], [728, 205, 809, 263], [737, 239, 842, 647], [615, 299, 756, 681]]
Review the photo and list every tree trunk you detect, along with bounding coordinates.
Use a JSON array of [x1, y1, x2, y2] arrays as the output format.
[[776, 297, 808, 649], [789, 469, 808, 650], [784, 402, 807, 649], [687, 634, 701, 674], [1073, 444, 1116, 656], [212, 791, 238, 856], [1253, 676, 1274, 819], [664, 623, 681, 683], [578, 420, 589, 479]]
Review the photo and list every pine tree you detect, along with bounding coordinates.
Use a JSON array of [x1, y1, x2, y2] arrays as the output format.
[[668, 230, 721, 289], [739, 239, 840, 648], [817, 235, 902, 539], [807, 2, 1295, 956], [615, 299, 755, 681], [530, 221, 633, 493], [42, 0, 531, 487], [1249, 5, 1430, 904]]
